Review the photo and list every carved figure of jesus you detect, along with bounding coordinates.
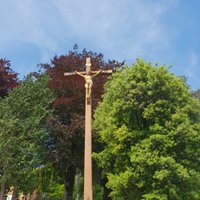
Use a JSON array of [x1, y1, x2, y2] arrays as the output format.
[[75, 70, 102, 99]]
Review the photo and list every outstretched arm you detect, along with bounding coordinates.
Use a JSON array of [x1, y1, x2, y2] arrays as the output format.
[[92, 70, 102, 78], [75, 71, 85, 78], [64, 72, 76, 76]]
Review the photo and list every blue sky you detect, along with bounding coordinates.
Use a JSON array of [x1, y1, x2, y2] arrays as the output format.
[[0, 0, 199, 90]]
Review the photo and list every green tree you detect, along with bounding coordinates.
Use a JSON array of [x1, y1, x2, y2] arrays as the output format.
[[93, 59, 200, 199], [0, 59, 18, 200], [0, 73, 54, 198]]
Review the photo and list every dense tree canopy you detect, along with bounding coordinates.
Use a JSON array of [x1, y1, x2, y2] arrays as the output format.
[[93, 59, 200, 199], [0, 73, 54, 197]]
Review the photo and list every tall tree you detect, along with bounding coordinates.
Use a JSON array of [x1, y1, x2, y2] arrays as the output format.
[[41, 46, 123, 199], [93, 59, 200, 199], [0, 73, 54, 199], [0, 58, 18, 200]]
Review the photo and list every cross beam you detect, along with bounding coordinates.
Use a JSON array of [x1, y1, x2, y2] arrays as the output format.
[[64, 57, 112, 200], [64, 58, 112, 76]]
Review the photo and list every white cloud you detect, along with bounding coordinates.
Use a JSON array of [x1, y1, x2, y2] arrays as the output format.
[[0, 1, 65, 64], [42, 0, 178, 66], [190, 52, 198, 67], [184, 51, 199, 78], [22, 29, 59, 61], [0, 0, 178, 63]]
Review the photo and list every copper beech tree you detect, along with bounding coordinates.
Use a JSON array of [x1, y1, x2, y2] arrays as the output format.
[[40, 46, 123, 199], [0, 59, 18, 97]]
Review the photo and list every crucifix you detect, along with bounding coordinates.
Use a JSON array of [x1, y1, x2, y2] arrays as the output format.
[[64, 57, 112, 200]]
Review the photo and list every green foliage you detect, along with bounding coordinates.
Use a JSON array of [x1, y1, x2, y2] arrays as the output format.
[[0, 73, 54, 191], [46, 183, 64, 200], [71, 174, 103, 200], [93, 59, 200, 199], [93, 183, 103, 200]]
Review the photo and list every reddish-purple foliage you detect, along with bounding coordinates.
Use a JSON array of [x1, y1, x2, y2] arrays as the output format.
[[0, 59, 18, 97]]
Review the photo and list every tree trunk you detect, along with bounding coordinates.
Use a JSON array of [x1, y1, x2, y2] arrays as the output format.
[[63, 166, 75, 200], [75, 169, 81, 200], [0, 175, 6, 200]]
